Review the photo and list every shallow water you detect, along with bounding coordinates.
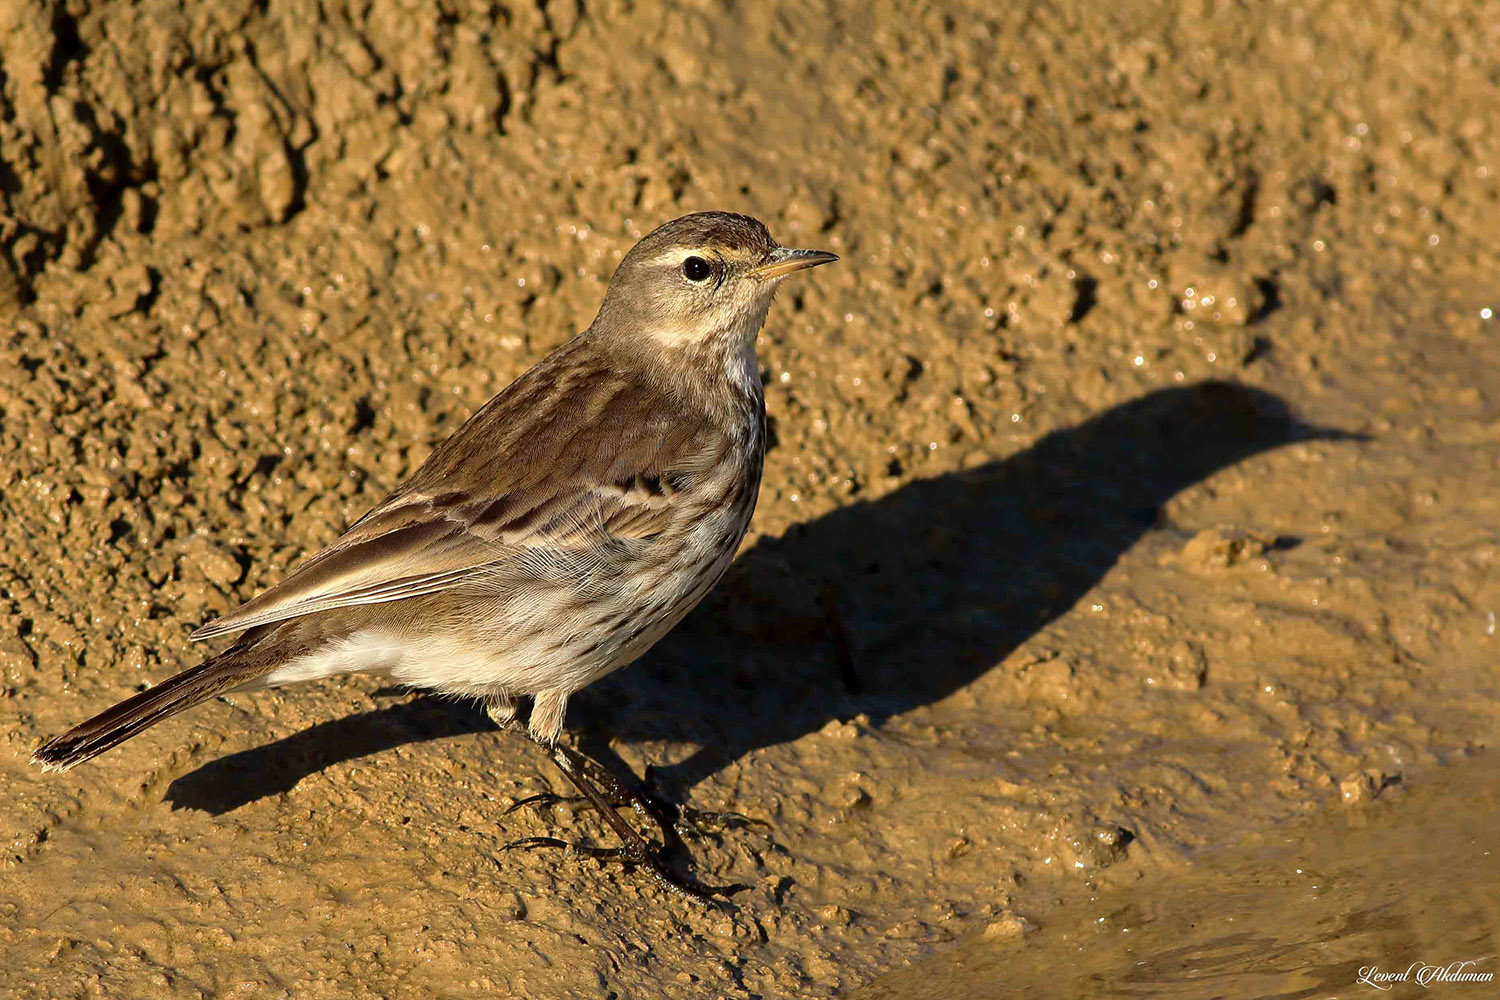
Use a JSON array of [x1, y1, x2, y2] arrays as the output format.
[[854, 753, 1500, 998]]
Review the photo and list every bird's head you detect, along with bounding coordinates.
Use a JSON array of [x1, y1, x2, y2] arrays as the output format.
[[591, 212, 837, 365]]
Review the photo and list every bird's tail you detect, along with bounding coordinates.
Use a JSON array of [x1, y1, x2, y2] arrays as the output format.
[[32, 648, 260, 772]]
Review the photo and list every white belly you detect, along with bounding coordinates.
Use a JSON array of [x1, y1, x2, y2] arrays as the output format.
[[254, 630, 544, 696]]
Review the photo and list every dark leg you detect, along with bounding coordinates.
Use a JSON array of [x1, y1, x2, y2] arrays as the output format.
[[580, 753, 770, 839], [503, 735, 747, 904], [506, 745, 767, 842], [503, 751, 657, 830], [569, 748, 700, 836]]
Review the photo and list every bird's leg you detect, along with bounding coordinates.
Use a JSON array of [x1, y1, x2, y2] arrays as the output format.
[[495, 691, 766, 840], [494, 691, 675, 826], [507, 739, 742, 903], [486, 695, 591, 815], [629, 760, 772, 836], [488, 692, 596, 814], [574, 752, 770, 839], [484, 692, 522, 732], [498, 692, 743, 902], [567, 749, 679, 836], [502, 723, 762, 840], [496, 691, 592, 813]]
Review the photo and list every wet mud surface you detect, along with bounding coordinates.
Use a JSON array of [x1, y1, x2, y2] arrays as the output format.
[[852, 751, 1500, 999], [3, 0, 1499, 996]]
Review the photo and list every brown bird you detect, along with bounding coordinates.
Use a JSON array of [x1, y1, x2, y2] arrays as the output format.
[[33, 211, 838, 899]]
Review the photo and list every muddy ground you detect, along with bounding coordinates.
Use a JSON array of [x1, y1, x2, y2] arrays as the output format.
[[2, 0, 1498, 997], [853, 747, 1500, 998]]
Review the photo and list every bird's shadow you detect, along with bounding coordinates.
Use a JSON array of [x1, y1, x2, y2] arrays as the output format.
[[167, 380, 1356, 814]]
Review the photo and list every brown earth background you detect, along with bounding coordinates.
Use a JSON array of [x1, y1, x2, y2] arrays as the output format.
[[2, 0, 1499, 997]]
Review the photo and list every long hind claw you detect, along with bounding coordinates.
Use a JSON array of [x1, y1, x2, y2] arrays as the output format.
[[503, 836, 633, 861], [504, 791, 588, 815]]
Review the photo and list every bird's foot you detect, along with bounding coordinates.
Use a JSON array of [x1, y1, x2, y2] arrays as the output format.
[[505, 752, 760, 842], [502, 738, 747, 904], [505, 790, 590, 814], [502, 830, 743, 904], [502, 836, 632, 860]]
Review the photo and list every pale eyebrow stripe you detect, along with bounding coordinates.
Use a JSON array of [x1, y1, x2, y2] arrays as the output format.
[[642, 249, 699, 268]]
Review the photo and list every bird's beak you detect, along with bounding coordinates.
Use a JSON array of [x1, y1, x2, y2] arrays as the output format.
[[748, 246, 840, 280]]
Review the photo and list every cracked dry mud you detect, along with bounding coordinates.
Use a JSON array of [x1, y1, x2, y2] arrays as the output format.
[[2, 1, 1499, 997]]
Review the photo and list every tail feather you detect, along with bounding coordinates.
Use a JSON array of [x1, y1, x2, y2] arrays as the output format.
[[32, 652, 255, 772]]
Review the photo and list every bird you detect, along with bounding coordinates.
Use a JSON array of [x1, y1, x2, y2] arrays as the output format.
[[32, 211, 838, 900]]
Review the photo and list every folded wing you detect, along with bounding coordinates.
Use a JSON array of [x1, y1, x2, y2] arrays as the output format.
[[191, 345, 721, 641]]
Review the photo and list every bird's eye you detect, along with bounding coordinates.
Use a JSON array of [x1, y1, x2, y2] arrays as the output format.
[[682, 256, 712, 282]]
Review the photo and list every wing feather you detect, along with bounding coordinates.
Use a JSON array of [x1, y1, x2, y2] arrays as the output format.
[[191, 348, 719, 642]]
